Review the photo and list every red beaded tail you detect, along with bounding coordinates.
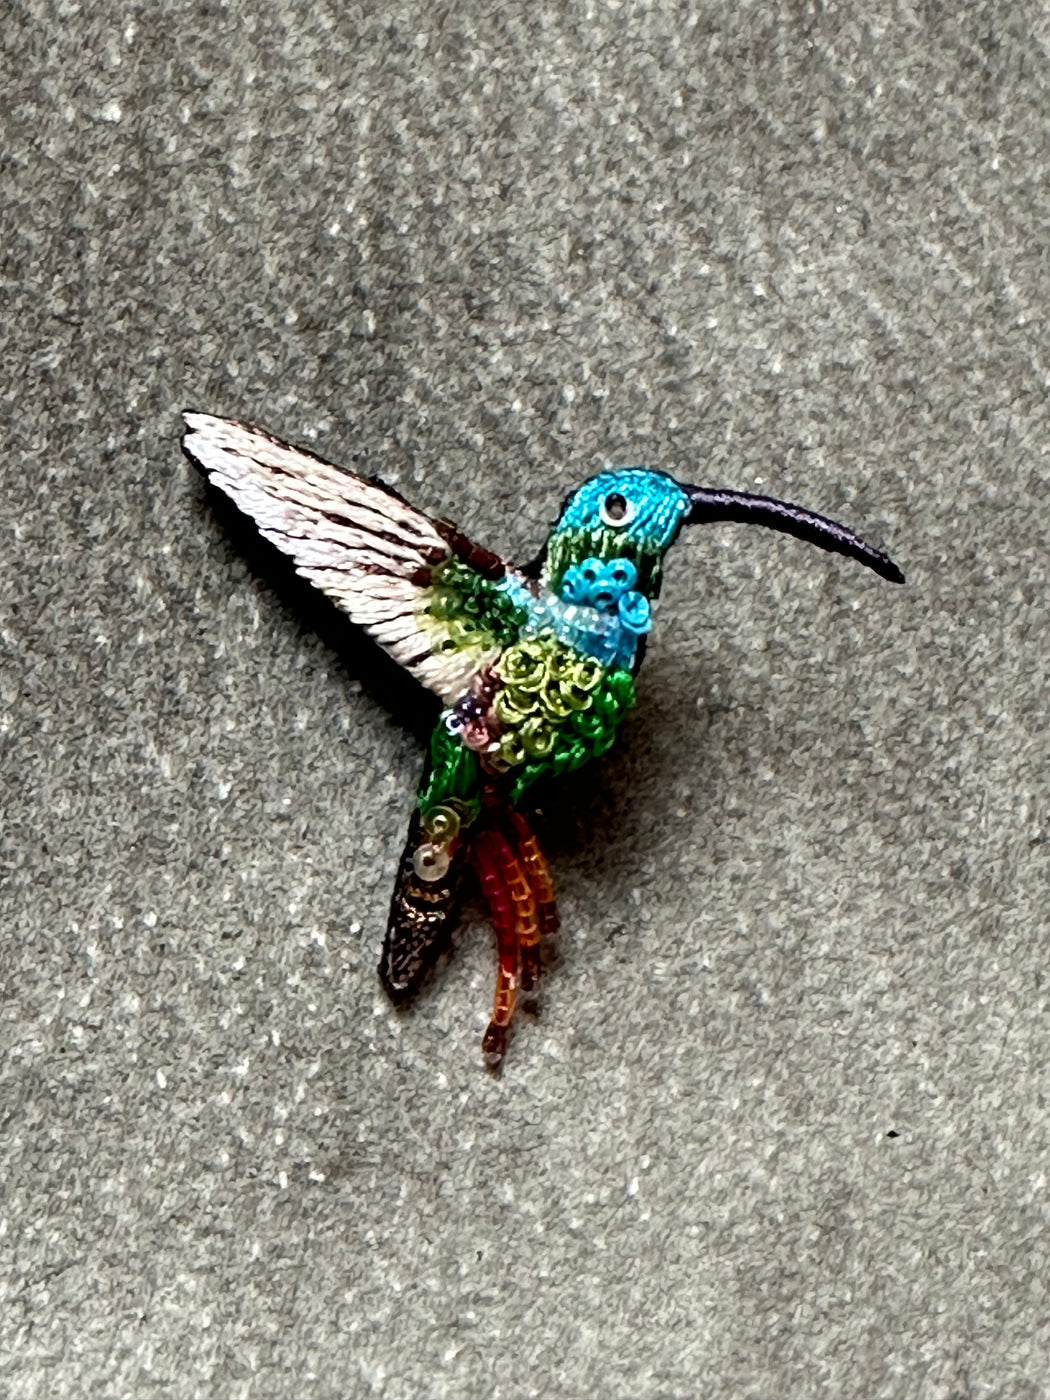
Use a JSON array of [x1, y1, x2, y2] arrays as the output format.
[[471, 808, 560, 1067], [472, 828, 523, 1067], [503, 808, 559, 990]]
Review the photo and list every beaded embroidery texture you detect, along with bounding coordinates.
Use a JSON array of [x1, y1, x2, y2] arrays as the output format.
[[183, 413, 903, 1066]]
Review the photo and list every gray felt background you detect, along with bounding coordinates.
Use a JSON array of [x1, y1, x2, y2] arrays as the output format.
[[2, 3, 1048, 1397]]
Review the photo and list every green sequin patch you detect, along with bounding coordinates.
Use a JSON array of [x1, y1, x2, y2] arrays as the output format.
[[509, 670, 635, 803], [492, 633, 636, 803], [424, 560, 527, 653], [416, 630, 637, 816]]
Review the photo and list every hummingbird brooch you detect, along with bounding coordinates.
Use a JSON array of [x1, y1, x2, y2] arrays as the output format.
[[183, 413, 903, 1066]]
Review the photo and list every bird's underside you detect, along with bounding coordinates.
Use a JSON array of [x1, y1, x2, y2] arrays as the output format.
[[183, 411, 903, 1067]]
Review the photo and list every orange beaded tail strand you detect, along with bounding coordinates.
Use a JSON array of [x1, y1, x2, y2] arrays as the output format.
[[471, 808, 560, 1068], [503, 808, 559, 990], [472, 827, 524, 1068]]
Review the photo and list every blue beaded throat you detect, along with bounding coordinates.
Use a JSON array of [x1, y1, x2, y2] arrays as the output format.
[[499, 557, 652, 671]]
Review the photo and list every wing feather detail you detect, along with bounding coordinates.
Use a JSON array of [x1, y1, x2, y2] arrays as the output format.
[[182, 412, 506, 702]]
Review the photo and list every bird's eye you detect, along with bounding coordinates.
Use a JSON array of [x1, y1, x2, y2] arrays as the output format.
[[600, 492, 634, 528]]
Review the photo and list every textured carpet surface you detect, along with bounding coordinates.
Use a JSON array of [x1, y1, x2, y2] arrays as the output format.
[[2, 3, 1049, 1397]]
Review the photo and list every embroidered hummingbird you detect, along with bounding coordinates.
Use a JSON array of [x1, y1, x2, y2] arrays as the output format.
[[182, 413, 903, 1066]]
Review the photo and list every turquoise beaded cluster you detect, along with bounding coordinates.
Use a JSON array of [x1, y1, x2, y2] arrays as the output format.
[[559, 556, 651, 669]]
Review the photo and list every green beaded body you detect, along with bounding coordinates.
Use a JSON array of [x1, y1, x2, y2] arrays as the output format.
[[419, 643, 636, 818], [413, 469, 694, 847]]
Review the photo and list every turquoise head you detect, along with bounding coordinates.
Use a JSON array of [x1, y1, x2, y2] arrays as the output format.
[[541, 469, 691, 600]]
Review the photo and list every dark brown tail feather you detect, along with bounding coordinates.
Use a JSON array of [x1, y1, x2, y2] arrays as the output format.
[[378, 809, 469, 1002]]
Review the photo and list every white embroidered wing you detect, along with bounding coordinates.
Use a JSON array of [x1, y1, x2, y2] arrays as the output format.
[[182, 413, 512, 704]]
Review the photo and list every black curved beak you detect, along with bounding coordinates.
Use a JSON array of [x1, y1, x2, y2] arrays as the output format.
[[684, 486, 904, 584]]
